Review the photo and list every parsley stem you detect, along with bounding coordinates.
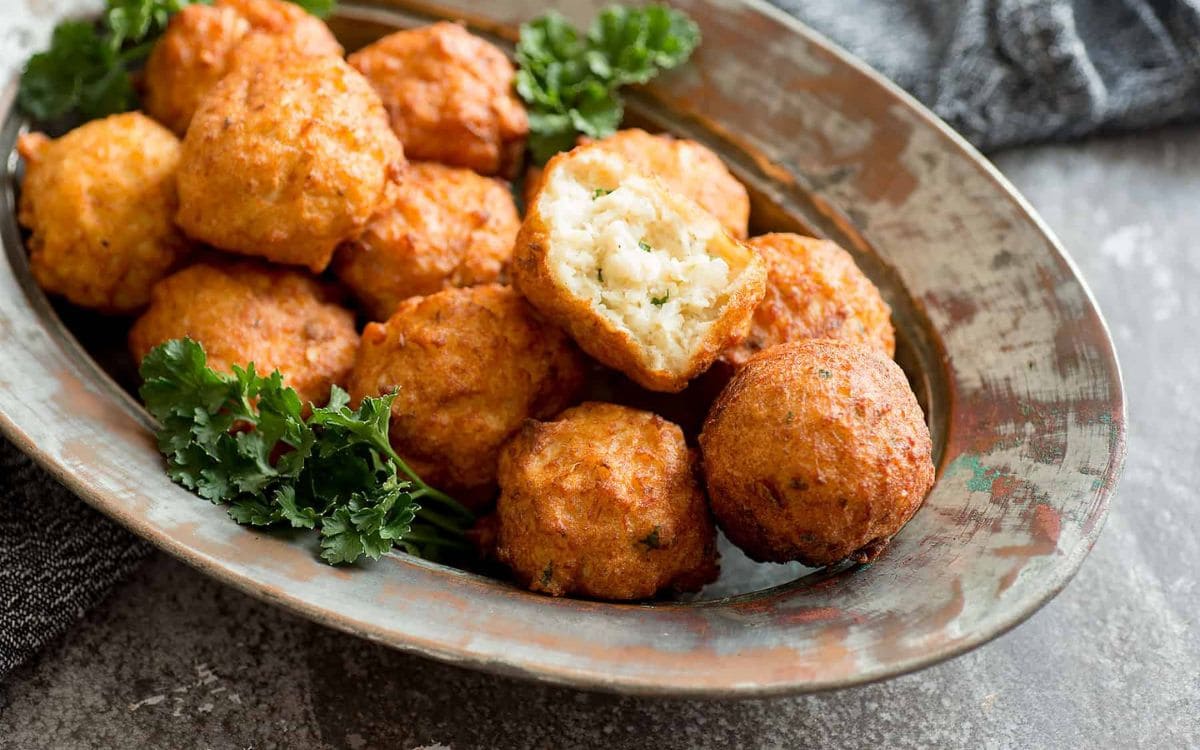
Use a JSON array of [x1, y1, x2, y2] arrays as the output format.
[[403, 529, 472, 551], [117, 39, 156, 64], [413, 504, 467, 536], [378, 443, 473, 521]]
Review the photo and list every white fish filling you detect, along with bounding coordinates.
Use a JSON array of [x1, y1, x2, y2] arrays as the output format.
[[540, 152, 734, 373]]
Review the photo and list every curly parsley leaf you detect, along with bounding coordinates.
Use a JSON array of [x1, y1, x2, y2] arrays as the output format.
[[18, 0, 336, 123], [106, 0, 192, 51], [138, 338, 470, 565], [289, 0, 336, 19], [516, 5, 700, 163], [19, 21, 135, 121]]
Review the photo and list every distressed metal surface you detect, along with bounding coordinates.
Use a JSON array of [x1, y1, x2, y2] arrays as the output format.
[[0, 0, 1125, 695]]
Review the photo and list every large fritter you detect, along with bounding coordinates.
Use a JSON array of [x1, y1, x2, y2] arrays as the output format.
[[496, 402, 719, 600], [720, 233, 895, 367], [348, 22, 528, 177], [17, 113, 189, 314], [334, 162, 520, 321], [347, 285, 586, 504], [142, 0, 342, 136], [513, 144, 766, 392], [700, 340, 934, 566], [129, 261, 359, 405], [175, 53, 403, 272]]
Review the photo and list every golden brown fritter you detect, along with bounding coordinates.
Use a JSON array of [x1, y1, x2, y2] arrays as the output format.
[[17, 113, 189, 314], [142, 0, 342, 136], [333, 162, 519, 321], [526, 129, 750, 238], [700, 340, 934, 566], [513, 143, 766, 392], [496, 402, 719, 600], [129, 262, 359, 405], [175, 53, 403, 272], [348, 22, 528, 177], [720, 233, 895, 367], [347, 285, 586, 504]]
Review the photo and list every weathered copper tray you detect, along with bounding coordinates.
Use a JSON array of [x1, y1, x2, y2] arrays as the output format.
[[0, 0, 1125, 695]]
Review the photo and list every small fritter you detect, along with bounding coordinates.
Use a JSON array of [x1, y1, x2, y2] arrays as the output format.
[[496, 402, 719, 600], [348, 22, 528, 177], [17, 113, 189, 314], [129, 262, 359, 405], [175, 54, 403, 272], [142, 0, 342, 136], [720, 233, 895, 367], [513, 143, 766, 392], [526, 129, 750, 238], [347, 285, 586, 504], [333, 162, 520, 321], [700, 340, 934, 566]]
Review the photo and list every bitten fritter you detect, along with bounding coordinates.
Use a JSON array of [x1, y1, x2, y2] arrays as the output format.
[[175, 54, 403, 272], [129, 262, 359, 405], [513, 143, 766, 392], [700, 340, 934, 566], [333, 162, 520, 321], [17, 113, 189, 314], [720, 233, 895, 367], [348, 22, 528, 177], [347, 285, 586, 504], [142, 0, 342, 136], [496, 402, 719, 600], [526, 129, 750, 239]]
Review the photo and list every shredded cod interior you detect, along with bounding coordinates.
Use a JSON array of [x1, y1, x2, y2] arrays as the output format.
[[539, 151, 746, 373]]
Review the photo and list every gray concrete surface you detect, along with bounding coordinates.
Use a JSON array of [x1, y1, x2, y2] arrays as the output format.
[[1, 127, 1198, 749]]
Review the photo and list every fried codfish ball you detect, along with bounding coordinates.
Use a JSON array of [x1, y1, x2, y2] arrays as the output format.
[[142, 0, 342, 136], [347, 285, 586, 503], [720, 233, 895, 367], [348, 22, 528, 177], [513, 144, 766, 393], [175, 54, 403, 272], [700, 340, 934, 566], [129, 262, 358, 405], [525, 130, 750, 238], [17, 113, 189, 314], [496, 402, 719, 600], [333, 162, 520, 321]]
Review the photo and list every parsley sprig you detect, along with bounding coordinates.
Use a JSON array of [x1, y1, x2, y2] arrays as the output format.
[[18, 0, 335, 123], [138, 338, 472, 565], [516, 5, 700, 163]]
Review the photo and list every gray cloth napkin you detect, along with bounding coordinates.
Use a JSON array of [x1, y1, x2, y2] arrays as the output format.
[[770, 0, 1200, 151], [4, 0, 1200, 678], [0, 442, 152, 675]]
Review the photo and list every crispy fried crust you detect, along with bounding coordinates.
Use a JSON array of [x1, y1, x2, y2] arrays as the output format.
[[17, 113, 189, 314], [346, 285, 586, 504], [142, 0, 342, 136], [700, 340, 934, 566], [720, 234, 895, 367], [348, 22, 528, 177], [496, 402, 719, 600], [128, 261, 358, 405], [175, 54, 403, 272], [512, 144, 766, 393], [333, 162, 519, 320]]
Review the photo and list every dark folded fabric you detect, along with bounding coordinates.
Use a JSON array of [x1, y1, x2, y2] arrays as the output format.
[[770, 0, 1200, 151], [0, 440, 152, 675], [5, 0, 1200, 679]]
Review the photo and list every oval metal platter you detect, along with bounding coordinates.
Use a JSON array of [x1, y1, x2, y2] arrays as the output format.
[[0, 0, 1126, 696]]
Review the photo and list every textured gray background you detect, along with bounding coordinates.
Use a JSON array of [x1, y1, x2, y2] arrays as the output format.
[[1, 122, 1197, 750]]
